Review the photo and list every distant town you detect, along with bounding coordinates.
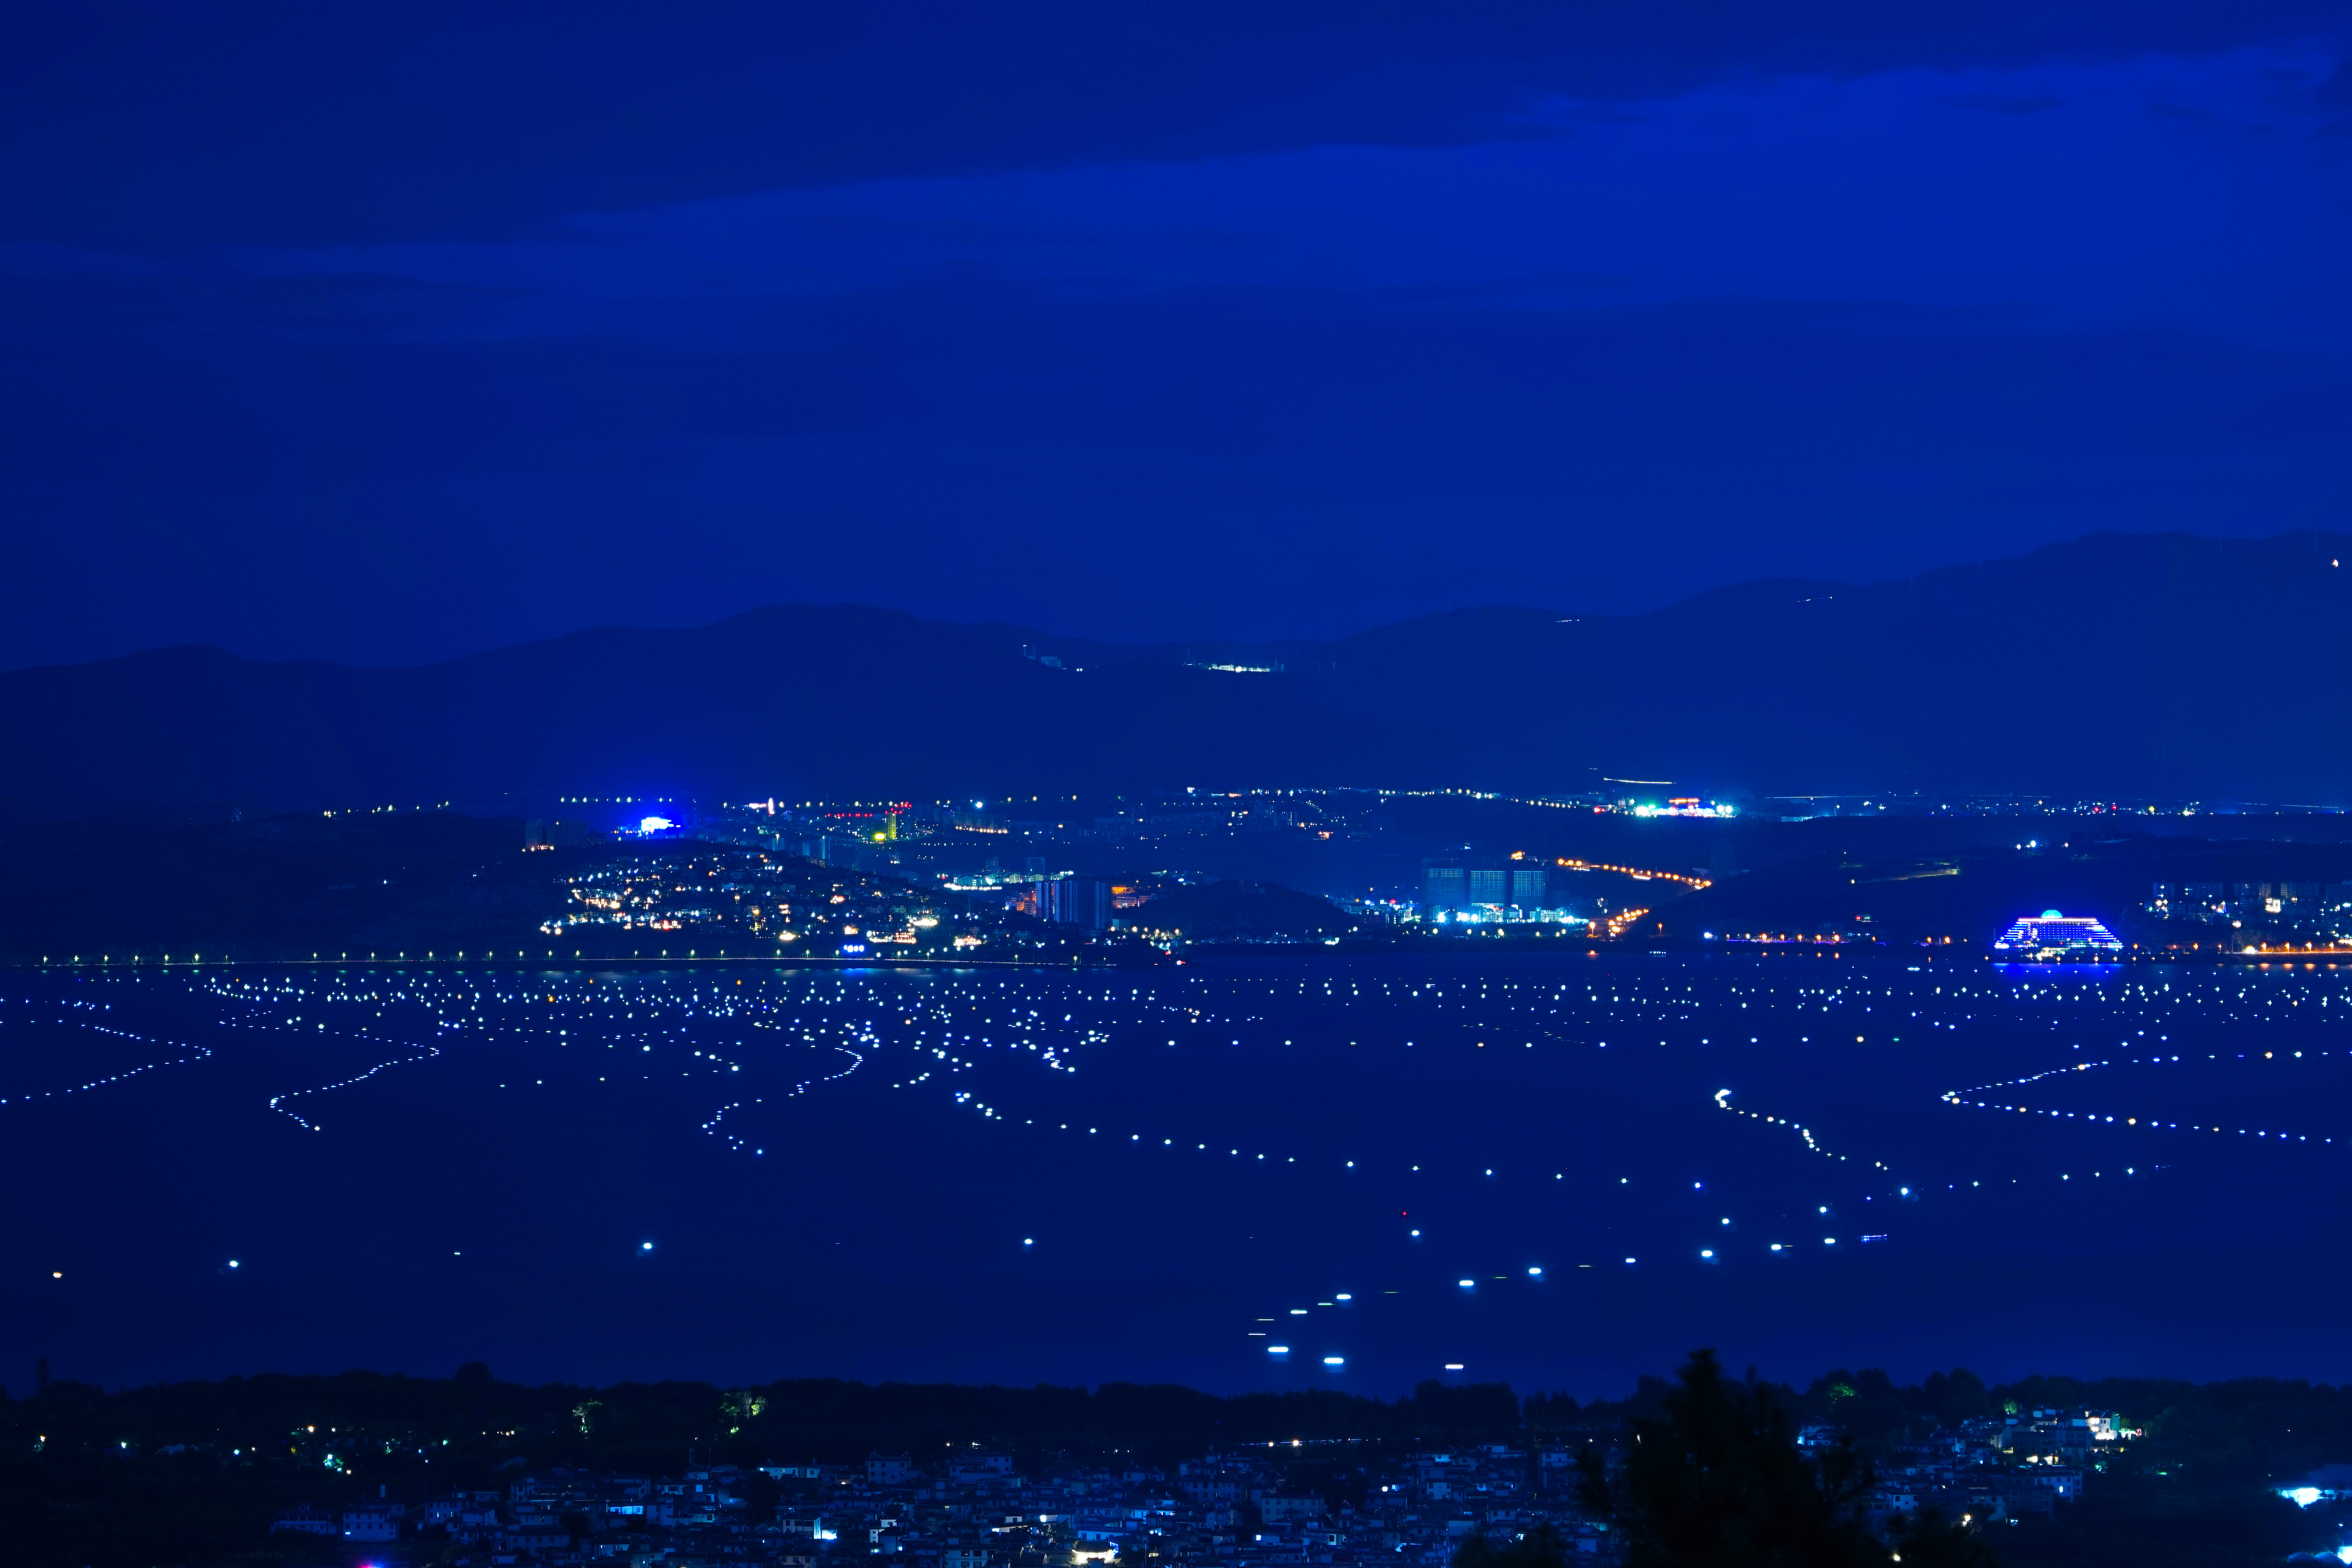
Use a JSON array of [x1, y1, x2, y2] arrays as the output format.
[[8, 783, 2352, 970], [270, 1406, 2119, 1564]]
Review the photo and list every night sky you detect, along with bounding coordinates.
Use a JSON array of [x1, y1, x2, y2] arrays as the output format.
[[5, 3, 2350, 669]]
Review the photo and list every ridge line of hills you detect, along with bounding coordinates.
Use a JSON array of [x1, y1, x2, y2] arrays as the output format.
[[4, 529, 2346, 819]]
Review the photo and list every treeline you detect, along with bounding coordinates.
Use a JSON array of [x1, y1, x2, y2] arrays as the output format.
[[3, 1364, 1525, 1477], [11, 1358, 2352, 1484]]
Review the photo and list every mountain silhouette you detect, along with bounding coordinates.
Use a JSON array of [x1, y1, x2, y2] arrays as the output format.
[[4, 530, 2344, 818]]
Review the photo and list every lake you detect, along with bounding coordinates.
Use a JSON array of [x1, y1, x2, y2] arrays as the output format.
[[3, 951, 2347, 1397]]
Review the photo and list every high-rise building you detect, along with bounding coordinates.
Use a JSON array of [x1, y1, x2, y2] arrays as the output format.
[[1468, 868, 1508, 906], [1423, 866, 1467, 915], [1510, 866, 1547, 907], [1040, 877, 1111, 931]]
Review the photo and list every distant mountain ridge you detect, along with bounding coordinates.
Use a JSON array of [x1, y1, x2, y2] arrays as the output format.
[[4, 530, 2346, 818]]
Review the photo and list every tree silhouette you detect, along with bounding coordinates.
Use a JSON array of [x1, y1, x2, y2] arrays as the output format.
[[1576, 1349, 1889, 1567], [1454, 1522, 1570, 1568], [1882, 1508, 1998, 1568]]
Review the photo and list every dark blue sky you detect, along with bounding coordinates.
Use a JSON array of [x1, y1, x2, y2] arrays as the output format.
[[5, 2, 2349, 668]]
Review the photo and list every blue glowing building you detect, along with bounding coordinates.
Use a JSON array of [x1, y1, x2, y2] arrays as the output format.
[[1992, 909, 2124, 959]]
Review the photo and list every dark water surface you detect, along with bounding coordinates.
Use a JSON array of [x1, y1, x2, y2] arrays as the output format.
[[3, 953, 2347, 1396]]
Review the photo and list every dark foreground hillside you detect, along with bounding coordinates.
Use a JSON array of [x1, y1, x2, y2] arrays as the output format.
[[1, 1359, 2345, 1568]]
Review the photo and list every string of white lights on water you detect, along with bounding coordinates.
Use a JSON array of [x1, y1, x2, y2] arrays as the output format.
[[1944, 1049, 2341, 1147], [0, 996, 214, 1105], [260, 1031, 443, 1133], [1712, 1085, 1878, 1168], [14, 955, 2342, 1374]]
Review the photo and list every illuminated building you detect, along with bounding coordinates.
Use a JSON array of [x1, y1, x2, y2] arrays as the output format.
[[1991, 909, 2123, 959], [1426, 863, 1557, 922]]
